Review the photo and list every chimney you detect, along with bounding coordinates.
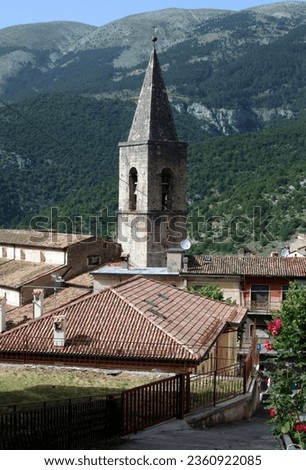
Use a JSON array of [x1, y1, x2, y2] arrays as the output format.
[[166, 248, 184, 273], [183, 256, 189, 273], [33, 289, 44, 318], [120, 253, 130, 269], [53, 315, 66, 347], [0, 297, 6, 333]]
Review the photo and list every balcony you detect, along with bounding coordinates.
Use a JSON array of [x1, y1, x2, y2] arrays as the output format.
[[245, 300, 281, 313]]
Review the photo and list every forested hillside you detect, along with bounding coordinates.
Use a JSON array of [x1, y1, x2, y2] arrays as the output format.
[[0, 94, 134, 227], [188, 120, 306, 253], [0, 92, 305, 253]]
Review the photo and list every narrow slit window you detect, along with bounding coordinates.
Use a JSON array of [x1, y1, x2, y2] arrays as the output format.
[[161, 168, 173, 211], [129, 167, 138, 210]]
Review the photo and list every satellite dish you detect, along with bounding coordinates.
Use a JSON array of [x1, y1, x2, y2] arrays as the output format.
[[280, 248, 289, 257], [180, 239, 191, 250]]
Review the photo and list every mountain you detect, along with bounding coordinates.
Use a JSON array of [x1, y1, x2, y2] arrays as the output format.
[[2, 4, 306, 132], [0, 3, 305, 253], [0, 22, 96, 95]]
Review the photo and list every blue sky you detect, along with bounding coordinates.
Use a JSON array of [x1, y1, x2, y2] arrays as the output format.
[[0, 1, 302, 29]]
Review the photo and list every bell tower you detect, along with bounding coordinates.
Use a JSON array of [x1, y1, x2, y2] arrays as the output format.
[[117, 38, 187, 267]]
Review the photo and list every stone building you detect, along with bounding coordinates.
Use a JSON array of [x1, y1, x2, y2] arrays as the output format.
[[0, 229, 120, 306], [117, 40, 187, 268]]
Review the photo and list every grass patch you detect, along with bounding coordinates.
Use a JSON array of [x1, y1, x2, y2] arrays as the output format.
[[0, 364, 159, 409]]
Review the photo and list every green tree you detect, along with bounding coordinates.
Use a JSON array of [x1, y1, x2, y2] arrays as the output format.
[[190, 284, 224, 301], [266, 282, 306, 449]]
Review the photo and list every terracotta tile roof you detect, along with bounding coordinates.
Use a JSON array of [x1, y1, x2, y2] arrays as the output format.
[[0, 258, 11, 268], [0, 229, 93, 249], [0, 276, 246, 365], [187, 255, 306, 277], [6, 287, 91, 329], [0, 259, 65, 288], [65, 271, 93, 289]]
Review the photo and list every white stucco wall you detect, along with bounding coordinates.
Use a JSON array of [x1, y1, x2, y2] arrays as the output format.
[[0, 288, 21, 306], [2, 246, 65, 264], [0, 246, 15, 259]]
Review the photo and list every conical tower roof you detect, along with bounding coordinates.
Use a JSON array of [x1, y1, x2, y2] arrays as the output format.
[[127, 43, 178, 143]]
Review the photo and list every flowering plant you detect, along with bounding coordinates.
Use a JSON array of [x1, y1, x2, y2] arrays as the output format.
[[264, 340, 273, 351], [295, 423, 306, 433], [266, 282, 306, 449], [269, 407, 276, 417], [267, 317, 282, 337]]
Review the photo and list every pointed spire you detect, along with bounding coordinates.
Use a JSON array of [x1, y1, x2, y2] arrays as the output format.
[[127, 39, 178, 143]]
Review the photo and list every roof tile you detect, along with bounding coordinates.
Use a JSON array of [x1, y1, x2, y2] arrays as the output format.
[[0, 259, 65, 288], [0, 229, 93, 249], [187, 255, 306, 277]]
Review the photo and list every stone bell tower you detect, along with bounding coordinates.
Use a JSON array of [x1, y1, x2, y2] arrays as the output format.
[[117, 38, 187, 268]]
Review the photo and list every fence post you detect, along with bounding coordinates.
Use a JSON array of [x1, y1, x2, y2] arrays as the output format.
[[243, 361, 247, 394], [106, 394, 122, 438], [68, 398, 72, 449], [213, 370, 217, 407], [177, 374, 185, 419], [121, 391, 126, 436], [185, 374, 190, 415]]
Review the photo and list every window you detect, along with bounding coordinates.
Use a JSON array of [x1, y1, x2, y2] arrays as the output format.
[[161, 168, 173, 211], [251, 284, 270, 311], [129, 167, 138, 210], [282, 285, 289, 301], [87, 255, 100, 267], [2, 247, 7, 258]]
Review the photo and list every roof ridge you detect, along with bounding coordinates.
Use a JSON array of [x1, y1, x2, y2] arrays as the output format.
[[111, 279, 206, 360]]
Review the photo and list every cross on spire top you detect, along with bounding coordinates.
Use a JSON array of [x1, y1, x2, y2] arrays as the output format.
[[151, 25, 157, 44]]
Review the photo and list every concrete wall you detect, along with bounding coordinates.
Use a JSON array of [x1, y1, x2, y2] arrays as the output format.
[[196, 332, 239, 374], [187, 379, 260, 428]]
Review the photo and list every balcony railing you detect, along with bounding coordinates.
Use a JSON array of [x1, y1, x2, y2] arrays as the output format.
[[245, 300, 281, 313]]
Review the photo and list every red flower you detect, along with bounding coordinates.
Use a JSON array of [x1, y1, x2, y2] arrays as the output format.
[[264, 340, 273, 351], [267, 317, 282, 337], [273, 317, 282, 330], [295, 423, 306, 433], [269, 408, 276, 417]]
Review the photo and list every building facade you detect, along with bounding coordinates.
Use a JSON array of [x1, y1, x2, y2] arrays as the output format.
[[0, 229, 120, 306]]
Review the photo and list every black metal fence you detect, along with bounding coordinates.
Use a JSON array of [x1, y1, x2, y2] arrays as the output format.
[[189, 363, 244, 411], [0, 395, 121, 450], [122, 374, 188, 434]]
